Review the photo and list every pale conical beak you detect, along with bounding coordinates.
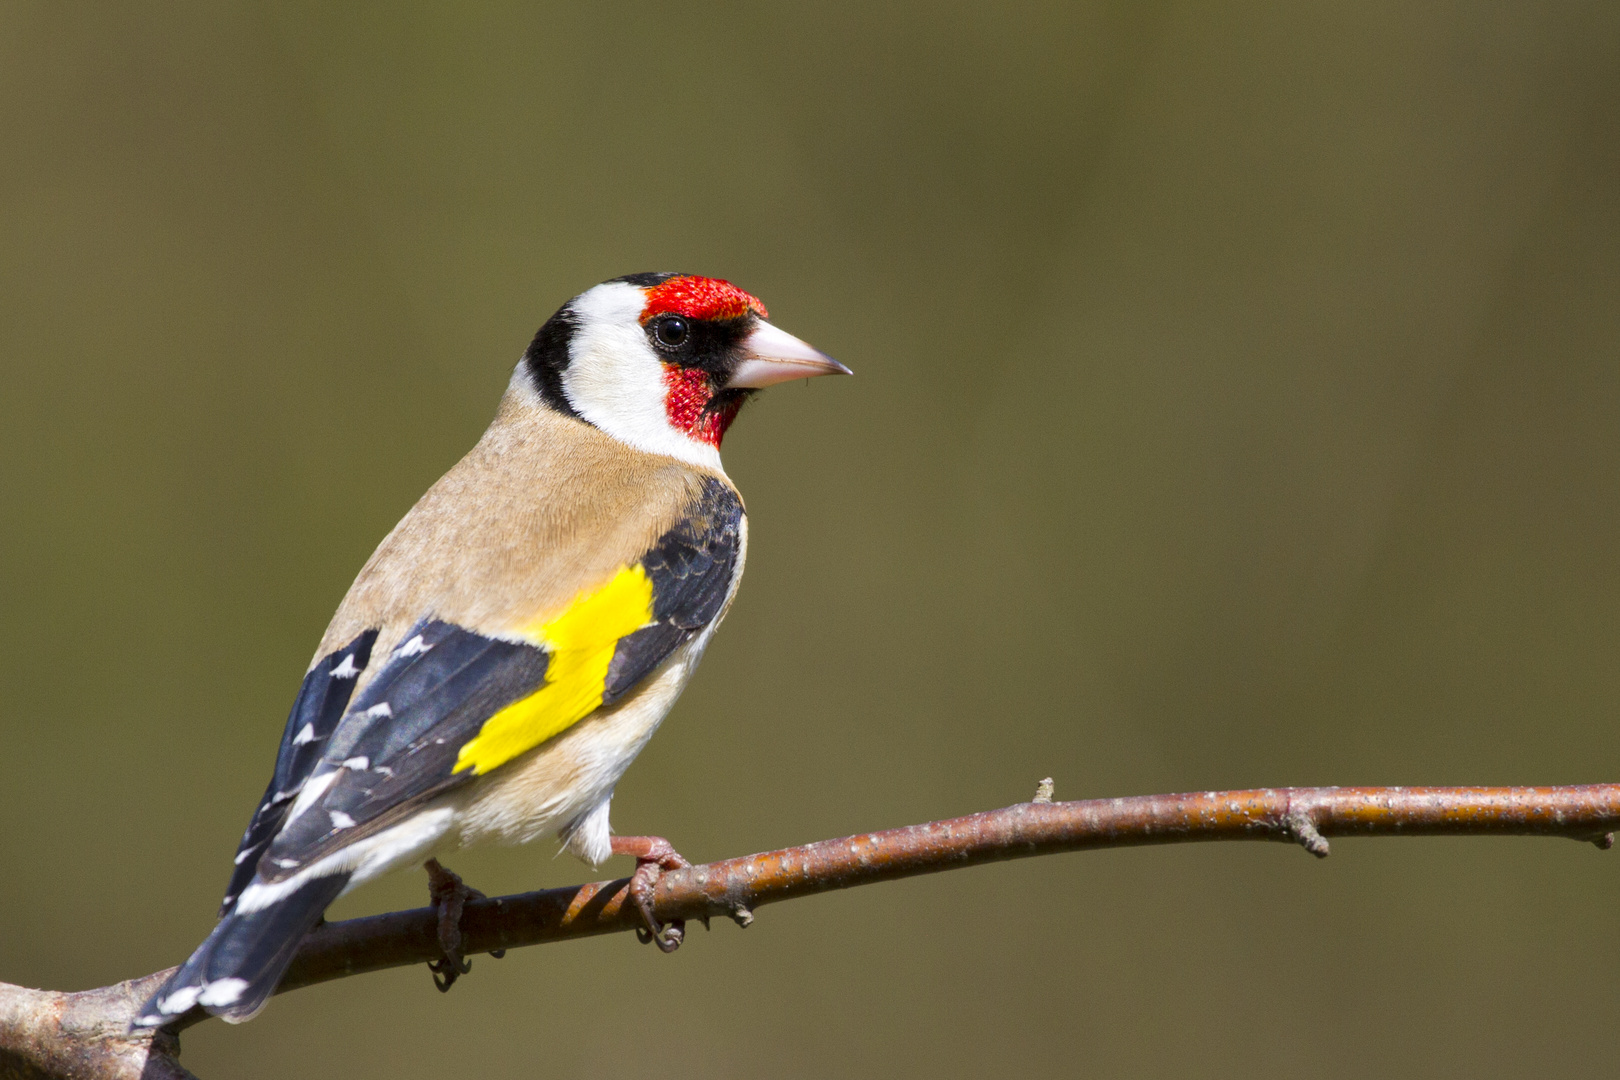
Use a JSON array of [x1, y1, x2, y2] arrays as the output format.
[[726, 320, 853, 389]]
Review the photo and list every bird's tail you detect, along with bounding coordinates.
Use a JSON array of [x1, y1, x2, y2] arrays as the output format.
[[132, 872, 350, 1028]]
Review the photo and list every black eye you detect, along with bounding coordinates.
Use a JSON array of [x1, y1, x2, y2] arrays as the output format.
[[653, 316, 689, 348]]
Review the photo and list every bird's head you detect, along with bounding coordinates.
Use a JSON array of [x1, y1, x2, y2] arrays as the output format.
[[521, 273, 850, 468]]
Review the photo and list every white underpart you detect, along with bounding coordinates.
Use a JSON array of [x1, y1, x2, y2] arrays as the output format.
[[558, 281, 725, 472], [233, 806, 456, 914], [559, 798, 615, 866]]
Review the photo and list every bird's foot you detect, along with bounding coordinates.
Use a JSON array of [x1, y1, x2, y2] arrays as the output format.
[[424, 858, 503, 992], [610, 835, 690, 953]]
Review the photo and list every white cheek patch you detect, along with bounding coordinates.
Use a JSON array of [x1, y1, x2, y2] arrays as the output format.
[[561, 282, 725, 472]]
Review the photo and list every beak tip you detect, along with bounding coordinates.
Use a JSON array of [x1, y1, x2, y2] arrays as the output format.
[[726, 322, 854, 388], [816, 356, 855, 378]]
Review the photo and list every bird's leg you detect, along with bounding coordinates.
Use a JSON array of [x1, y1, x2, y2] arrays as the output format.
[[423, 858, 503, 992], [610, 835, 690, 953]]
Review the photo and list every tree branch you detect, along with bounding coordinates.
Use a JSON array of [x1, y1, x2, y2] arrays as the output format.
[[5, 784, 1617, 1078]]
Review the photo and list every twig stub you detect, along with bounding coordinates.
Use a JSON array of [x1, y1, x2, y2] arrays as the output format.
[[1283, 812, 1332, 858]]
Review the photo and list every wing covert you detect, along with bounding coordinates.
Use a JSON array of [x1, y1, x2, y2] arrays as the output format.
[[604, 476, 743, 701], [257, 620, 551, 877]]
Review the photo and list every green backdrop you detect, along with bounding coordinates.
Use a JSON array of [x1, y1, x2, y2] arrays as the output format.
[[3, 3, 1619, 1076]]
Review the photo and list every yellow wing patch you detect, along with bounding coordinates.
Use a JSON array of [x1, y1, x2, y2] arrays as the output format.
[[453, 565, 654, 776]]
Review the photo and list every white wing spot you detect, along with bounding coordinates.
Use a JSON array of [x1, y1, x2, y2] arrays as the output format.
[[330, 655, 361, 679], [374, 765, 394, 777], [283, 770, 337, 826], [197, 978, 249, 1007], [342, 756, 369, 771], [272, 858, 300, 869], [329, 810, 357, 829], [233, 846, 258, 866], [395, 634, 432, 658], [157, 986, 201, 1015], [292, 723, 317, 746], [362, 703, 392, 719]]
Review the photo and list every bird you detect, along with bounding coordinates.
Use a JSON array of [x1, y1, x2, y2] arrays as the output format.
[[132, 273, 850, 1027]]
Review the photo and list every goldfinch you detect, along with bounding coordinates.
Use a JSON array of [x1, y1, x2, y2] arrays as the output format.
[[133, 273, 849, 1027]]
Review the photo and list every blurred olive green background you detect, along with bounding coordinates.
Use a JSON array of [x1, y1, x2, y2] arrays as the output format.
[[3, 2, 1620, 1076]]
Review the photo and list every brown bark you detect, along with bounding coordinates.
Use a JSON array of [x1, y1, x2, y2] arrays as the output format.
[[4, 784, 1616, 1078], [0, 974, 195, 1080]]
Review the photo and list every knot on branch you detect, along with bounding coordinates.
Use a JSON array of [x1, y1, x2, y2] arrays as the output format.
[[1283, 809, 1331, 858]]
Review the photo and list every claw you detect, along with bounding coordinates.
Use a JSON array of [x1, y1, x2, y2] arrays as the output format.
[[424, 858, 499, 992], [610, 835, 690, 953]]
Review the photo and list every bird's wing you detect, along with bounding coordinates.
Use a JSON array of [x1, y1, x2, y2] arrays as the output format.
[[220, 630, 378, 912], [236, 477, 742, 892]]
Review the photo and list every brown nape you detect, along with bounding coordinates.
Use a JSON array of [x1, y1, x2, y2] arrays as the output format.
[[314, 390, 730, 667]]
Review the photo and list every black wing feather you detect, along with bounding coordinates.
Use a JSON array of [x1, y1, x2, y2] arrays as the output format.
[[259, 621, 550, 878], [221, 630, 376, 912], [604, 477, 743, 702]]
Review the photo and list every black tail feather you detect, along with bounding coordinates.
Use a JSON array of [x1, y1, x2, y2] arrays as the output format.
[[133, 871, 350, 1028]]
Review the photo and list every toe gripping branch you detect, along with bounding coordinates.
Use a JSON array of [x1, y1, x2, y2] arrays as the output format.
[[609, 836, 692, 953], [424, 858, 504, 992]]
